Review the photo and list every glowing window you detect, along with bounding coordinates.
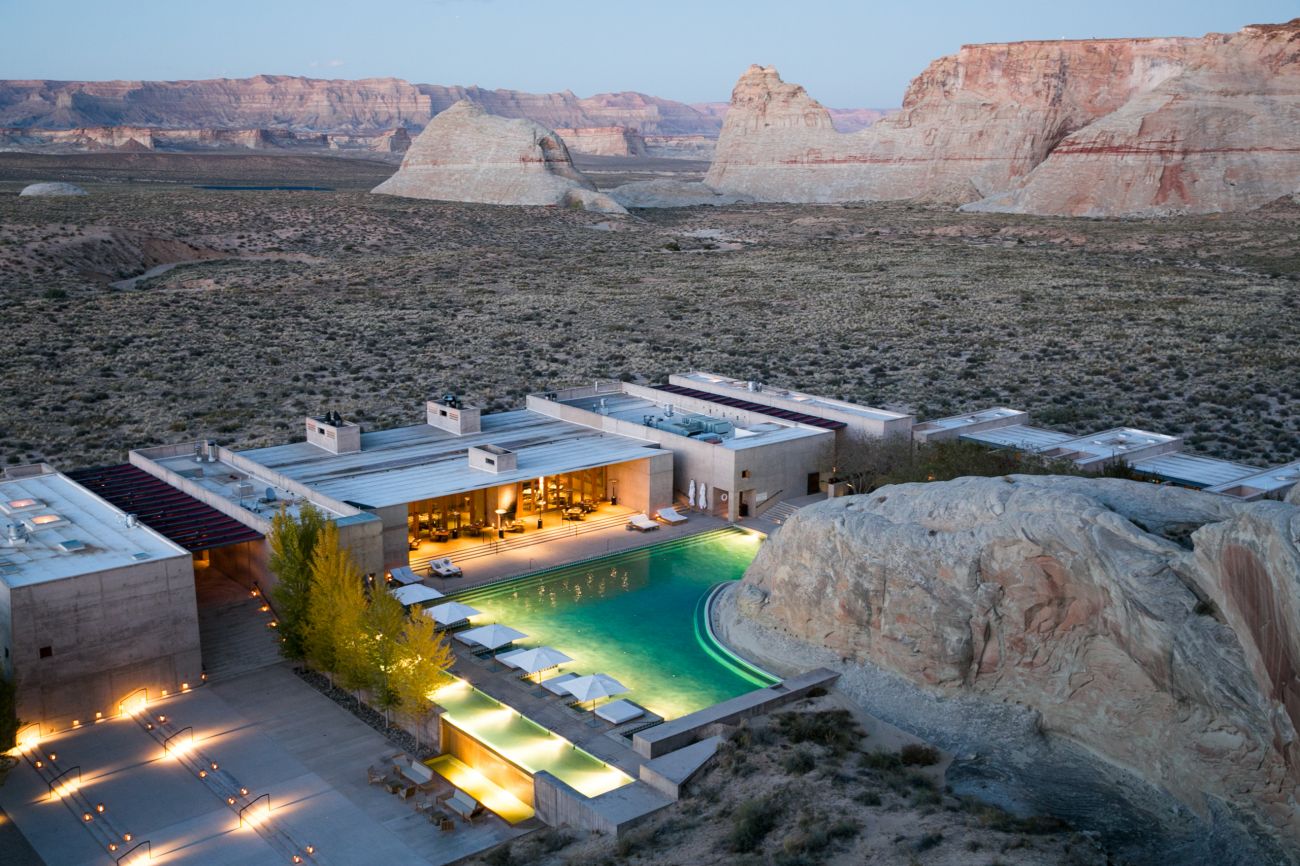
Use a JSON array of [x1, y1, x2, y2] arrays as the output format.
[[7, 499, 38, 510], [30, 514, 63, 526]]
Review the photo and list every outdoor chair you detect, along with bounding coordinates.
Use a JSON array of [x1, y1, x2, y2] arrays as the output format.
[[627, 513, 660, 532], [655, 506, 689, 525], [366, 764, 390, 785], [442, 788, 485, 824]]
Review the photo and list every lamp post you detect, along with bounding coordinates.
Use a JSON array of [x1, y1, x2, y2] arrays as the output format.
[[610, 478, 618, 507], [495, 508, 506, 540]]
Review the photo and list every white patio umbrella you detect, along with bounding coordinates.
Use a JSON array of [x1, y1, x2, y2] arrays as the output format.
[[504, 646, 573, 677], [698, 482, 709, 512], [422, 600, 480, 627], [687, 479, 697, 509], [560, 673, 629, 709], [389, 584, 445, 607], [458, 623, 527, 651]]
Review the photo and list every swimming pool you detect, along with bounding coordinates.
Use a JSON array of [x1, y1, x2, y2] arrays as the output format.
[[454, 528, 775, 720]]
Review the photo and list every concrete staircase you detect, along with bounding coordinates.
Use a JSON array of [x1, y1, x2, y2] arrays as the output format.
[[195, 567, 283, 682]]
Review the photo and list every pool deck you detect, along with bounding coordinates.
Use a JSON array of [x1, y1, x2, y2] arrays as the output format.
[[448, 649, 651, 781], [426, 512, 731, 594]]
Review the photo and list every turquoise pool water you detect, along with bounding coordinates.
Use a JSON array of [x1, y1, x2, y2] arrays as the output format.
[[454, 528, 775, 719]]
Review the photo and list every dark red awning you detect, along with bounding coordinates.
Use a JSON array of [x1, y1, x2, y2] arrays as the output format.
[[652, 383, 847, 431], [67, 464, 264, 552]]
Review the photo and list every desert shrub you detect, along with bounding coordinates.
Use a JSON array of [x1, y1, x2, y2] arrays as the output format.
[[728, 795, 781, 852], [483, 844, 513, 866], [855, 790, 883, 807], [775, 710, 862, 755], [859, 750, 904, 772], [915, 832, 944, 851], [534, 829, 572, 853], [900, 743, 941, 766], [782, 746, 816, 775]]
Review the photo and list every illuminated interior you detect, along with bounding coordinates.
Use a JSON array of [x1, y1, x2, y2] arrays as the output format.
[[431, 679, 631, 799]]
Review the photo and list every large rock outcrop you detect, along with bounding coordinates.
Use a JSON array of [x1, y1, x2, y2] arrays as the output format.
[[707, 20, 1300, 215], [371, 101, 625, 213], [19, 182, 87, 196], [723, 476, 1300, 863]]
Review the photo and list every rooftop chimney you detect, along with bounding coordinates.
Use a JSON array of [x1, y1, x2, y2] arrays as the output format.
[[306, 412, 361, 455], [427, 395, 481, 436]]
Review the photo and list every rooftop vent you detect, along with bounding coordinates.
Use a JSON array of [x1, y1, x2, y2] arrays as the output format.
[[306, 412, 361, 455], [132, 551, 152, 561], [58, 539, 86, 553]]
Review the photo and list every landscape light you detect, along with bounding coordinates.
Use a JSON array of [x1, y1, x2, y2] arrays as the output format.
[[240, 787, 248, 796], [95, 712, 102, 719], [96, 803, 105, 813], [124, 833, 132, 842], [199, 770, 207, 778], [108, 843, 117, 852], [82, 812, 93, 822], [305, 845, 315, 854], [227, 797, 236, 805], [48, 753, 56, 761], [181, 682, 190, 691], [210, 761, 219, 770]]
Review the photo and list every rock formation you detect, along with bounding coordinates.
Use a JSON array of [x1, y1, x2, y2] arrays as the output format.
[[723, 476, 1300, 862], [371, 101, 625, 213], [707, 20, 1300, 216], [554, 126, 646, 157], [0, 125, 409, 155], [607, 179, 753, 208], [19, 182, 87, 196]]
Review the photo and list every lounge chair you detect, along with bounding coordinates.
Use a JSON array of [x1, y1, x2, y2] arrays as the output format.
[[443, 788, 485, 824], [594, 699, 646, 725], [541, 671, 579, 696], [656, 506, 688, 525], [429, 558, 463, 579], [627, 513, 660, 533]]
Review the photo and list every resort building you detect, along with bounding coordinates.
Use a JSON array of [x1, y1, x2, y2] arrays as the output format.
[[0, 465, 202, 730], [913, 407, 1300, 500]]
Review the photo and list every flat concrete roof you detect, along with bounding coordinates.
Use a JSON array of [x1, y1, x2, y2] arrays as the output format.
[[1207, 459, 1300, 495], [237, 410, 661, 509], [148, 451, 350, 522], [675, 371, 910, 423], [1052, 428, 1180, 460], [1131, 453, 1262, 489], [915, 407, 1025, 432], [560, 392, 827, 450], [0, 471, 187, 589], [961, 425, 1075, 451]]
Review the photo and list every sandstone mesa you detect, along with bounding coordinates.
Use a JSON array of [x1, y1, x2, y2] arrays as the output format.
[[706, 20, 1300, 216], [723, 475, 1300, 863], [370, 100, 626, 213]]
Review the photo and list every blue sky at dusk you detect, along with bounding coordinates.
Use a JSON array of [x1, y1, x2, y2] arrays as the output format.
[[2, 0, 1295, 106]]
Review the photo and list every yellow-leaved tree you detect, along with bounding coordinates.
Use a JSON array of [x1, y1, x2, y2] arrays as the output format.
[[364, 587, 408, 726], [304, 521, 367, 691], [392, 607, 455, 751]]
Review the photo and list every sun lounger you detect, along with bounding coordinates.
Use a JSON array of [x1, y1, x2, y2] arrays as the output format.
[[656, 506, 688, 525], [442, 788, 485, 824], [541, 671, 579, 696], [627, 513, 660, 532], [429, 558, 463, 579], [594, 699, 646, 725]]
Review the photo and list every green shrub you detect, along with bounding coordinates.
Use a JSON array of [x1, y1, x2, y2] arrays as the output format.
[[728, 796, 781, 852], [775, 710, 862, 755], [782, 746, 816, 775], [900, 743, 940, 766]]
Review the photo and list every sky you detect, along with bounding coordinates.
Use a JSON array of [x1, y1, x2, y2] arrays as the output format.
[[1, 0, 1296, 107]]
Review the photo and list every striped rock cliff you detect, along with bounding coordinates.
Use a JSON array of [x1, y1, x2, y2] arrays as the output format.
[[706, 20, 1300, 215], [553, 126, 646, 157], [723, 476, 1300, 863], [371, 100, 625, 213]]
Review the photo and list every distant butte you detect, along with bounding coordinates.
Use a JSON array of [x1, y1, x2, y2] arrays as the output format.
[[706, 19, 1300, 216]]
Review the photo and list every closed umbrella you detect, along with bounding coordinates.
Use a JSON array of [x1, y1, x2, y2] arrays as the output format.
[[422, 601, 480, 628], [698, 482, 708, 512], [458, 623, 527, 651], [503, 646, 573, 677], [687, 479, 696, 509], [560, 673, 629, 709]]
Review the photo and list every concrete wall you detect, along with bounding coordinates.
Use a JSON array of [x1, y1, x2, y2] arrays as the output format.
[[0, 579, 11, 681], [607, 452, 673, 515], [633, 668, 840, 759], [9, 554, 202, 730], [911, 411, 1028, 444], [731, 432, 834, 521], [373, 504, 410, 572], [209, 539, 270, 591], [534, 773, 671, 836]]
